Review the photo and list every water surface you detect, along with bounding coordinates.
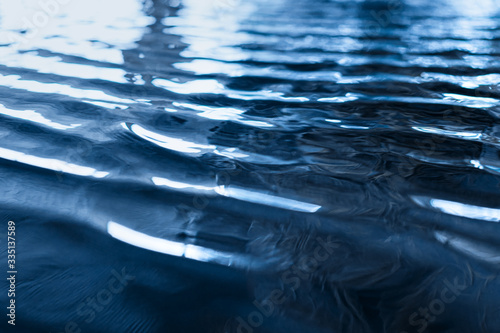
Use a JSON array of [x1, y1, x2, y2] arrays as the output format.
[[0, 0, 500, 332]]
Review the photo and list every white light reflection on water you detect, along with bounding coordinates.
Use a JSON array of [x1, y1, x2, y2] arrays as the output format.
[[0, 103, 80, 130], [430, 199, 500, 223], [152, 78, 309, 102], [411, 127, 483, 140], [434, 231, 500, 264], [412, 196, 500, 223], [444, 0, 500, 18], [107, 221, 241, 266], [163, 0, 254, 62], [318, 94, 360, 103], [152, 176, 321, 213], [0, 51, 130, 83], [0, 147, 108, 178], [173, 102, 273, 128], [0, 74, 136, 105], [124, 123, 216, 155], [0, 0, 152, 63], [125, 123, 295, 164]]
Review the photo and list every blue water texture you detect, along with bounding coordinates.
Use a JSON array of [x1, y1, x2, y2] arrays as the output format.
[[0, 0, 500, 332]]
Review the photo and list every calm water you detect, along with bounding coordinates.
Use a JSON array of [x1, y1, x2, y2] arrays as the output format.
[[1, 0, 500, 332]]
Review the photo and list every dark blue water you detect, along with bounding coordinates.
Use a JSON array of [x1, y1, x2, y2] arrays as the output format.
[[1, 0, 500, 332]]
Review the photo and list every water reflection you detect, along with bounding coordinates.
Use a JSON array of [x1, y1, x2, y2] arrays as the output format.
[[108, 221, 245, 266], [1, 0, 500, 332]]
